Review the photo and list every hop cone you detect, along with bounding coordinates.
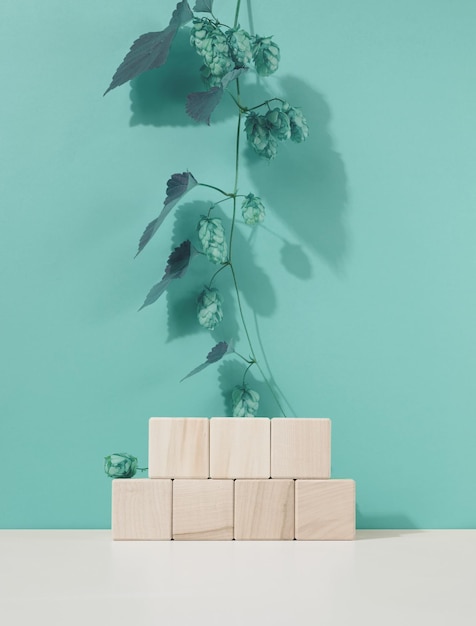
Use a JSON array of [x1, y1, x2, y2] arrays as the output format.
[[265, 107, 291, 141], [198, 216, 228, 264], [226, 28, 253, 66], [200, 64, 224, 87], [241, 193, 265, 225], [252, 36, 280, 76], [232, 384, 260, 417], [190, 18, 234, 81], [197, 286, 223, 330], [283, 103, 309, 143], [104, 453, 137, 478], [244, 112, 278, 160]]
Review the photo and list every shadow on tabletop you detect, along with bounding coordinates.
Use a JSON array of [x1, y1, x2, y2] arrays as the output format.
[[356, 507, 423, 539]]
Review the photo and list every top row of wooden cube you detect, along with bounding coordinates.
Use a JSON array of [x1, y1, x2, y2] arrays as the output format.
[[148, 417, 331, 479]]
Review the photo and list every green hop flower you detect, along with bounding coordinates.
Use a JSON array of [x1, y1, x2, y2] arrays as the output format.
[[104, 453, 137, 478], [282, 103, 309, 143], [198, 216, 228, 264], [244, 112, 278, 160], [232, 384, 260, 417], [241, 193, 265, 225], [197, 286, 223, 330], [252, 36, 280, 76], [200, 64, 224, 88], [226, 28, 253, 67], [190, 18, 234, 81], [265, 107, 291, 141]]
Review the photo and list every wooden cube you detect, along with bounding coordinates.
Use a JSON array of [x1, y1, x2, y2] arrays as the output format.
[[112, 479, 172, 540], [148, 417, 209, 478], [271, 418, 331, 478], [295, 479, 355, 540], [234, 479, 294, 540], [209, 417, 270, 478], [173, 479, 234, 540]]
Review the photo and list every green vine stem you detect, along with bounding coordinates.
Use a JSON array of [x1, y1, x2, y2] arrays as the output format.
[[221, 0, 287, 417]]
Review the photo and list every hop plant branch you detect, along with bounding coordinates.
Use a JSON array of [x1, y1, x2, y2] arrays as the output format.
[[104, 0, 309, 418]]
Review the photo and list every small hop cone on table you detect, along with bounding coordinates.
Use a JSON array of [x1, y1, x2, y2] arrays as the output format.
[[104, 453, 138, 478], [232, 384, 260, 417]]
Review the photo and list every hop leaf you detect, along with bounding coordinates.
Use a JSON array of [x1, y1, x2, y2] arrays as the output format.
[[244, 112, 278, 160], [186, 68, 248, 124], [197, 286, 223, 330], [252, 36, 280, 76], [104, 453, 138, 478], [136, 172, 198, 256], [232, 385, 260, 417], [198, 216, 228, 264], [193, 0, 213, 12], [226, 28, 253, 67], [265, 107, 291, 141], [241, 193, 265, 225], [104, 0, 194, 94], [190, 18, 234, 81], [283, 103, 309, 143], [139, 240, 193, 310], [181, 340, 233, 381]]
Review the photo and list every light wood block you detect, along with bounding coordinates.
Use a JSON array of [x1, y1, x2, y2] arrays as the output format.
[[148, 417, 209, 478], [112, 479, 172, 540], [172, 479, 234, 540], [209, 417, 270, 478], [295, 479, 355, 540], [234, 479, 294, 540], [271, 418, 331, 478]]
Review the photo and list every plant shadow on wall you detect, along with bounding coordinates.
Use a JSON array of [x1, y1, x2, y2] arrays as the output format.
[[106, 0, 348, 416], [167, 203, 276, 344], [129, 38, 349, 275], [245, 76, 348, 272]]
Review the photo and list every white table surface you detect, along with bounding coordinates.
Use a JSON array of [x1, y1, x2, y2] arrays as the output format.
[[0, 530, 475, 625]]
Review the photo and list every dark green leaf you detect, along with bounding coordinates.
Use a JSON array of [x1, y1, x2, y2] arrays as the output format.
[[104, 0, 193, 95], [139, 240, 192, 310], [185, 68, 248, 124], [136, 172, 198, 256], [186, 87, 222, 125], [164, 239, 193, 279], [193, 0, 214, 13], [180, 340, 232, 381]]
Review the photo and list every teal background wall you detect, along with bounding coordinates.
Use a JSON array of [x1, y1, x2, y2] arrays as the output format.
[[1, 0, 475, 529]]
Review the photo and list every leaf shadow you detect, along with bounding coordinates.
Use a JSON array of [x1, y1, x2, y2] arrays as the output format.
[[129, 28, 236, 128]]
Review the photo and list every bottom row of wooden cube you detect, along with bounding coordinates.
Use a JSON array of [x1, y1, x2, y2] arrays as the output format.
[[112, 478, 355, 541]]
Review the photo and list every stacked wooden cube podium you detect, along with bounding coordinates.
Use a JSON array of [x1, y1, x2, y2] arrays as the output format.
[[112, 418, 355, 541]]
